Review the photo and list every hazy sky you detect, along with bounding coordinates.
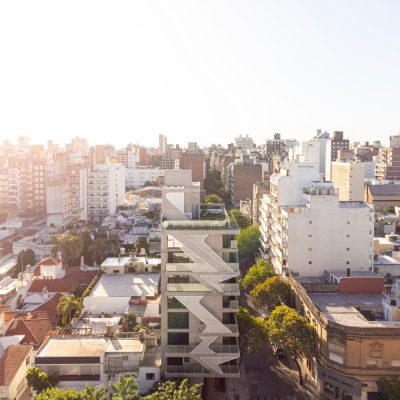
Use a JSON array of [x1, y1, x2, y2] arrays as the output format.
[[0, 0, 399, 147]]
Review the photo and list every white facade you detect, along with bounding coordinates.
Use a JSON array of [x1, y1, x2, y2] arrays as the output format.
[[331, 161, 365, 201], [259, 162, 374, 276], [87, 164, 125, 222], [125, 168, 164, 189]]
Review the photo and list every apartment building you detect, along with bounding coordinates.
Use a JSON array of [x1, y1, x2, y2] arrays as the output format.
[[375, 146, 400, 181], [125, 168, 164, 189], [234, 134, 253, 151], [259, 162, 373, 276], [160, 170, 240, 381], [87, 164, 125, 222], [226, 156, 263, 207], [331, 161, 365, 201], [179, 152, 205, 190]]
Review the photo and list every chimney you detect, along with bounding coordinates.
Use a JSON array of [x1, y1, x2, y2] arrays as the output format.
[[346, 268, 351, 277]]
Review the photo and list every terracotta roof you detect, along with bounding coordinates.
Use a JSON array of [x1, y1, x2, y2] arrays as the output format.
[[367, 183, 400, 196], [6, 315, 56, 348], [4, 311, 19, 322], [29, 267, 97, 294], [32, 293, 63, 319], [0, 344, 32, 385], [37, 257, 61, 266]]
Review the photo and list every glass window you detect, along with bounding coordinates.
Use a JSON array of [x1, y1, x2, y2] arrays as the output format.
[[168, 312, 189, 329]]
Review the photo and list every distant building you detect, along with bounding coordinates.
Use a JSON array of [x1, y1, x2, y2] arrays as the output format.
[[234, 134, 253, 151], [179, 152, 205, 189], [331, 161, 365, 201], [364, 182, 400, 211]]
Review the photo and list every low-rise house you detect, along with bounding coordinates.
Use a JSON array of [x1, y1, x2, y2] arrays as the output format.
[[34, 257, 64, 279], [289, 269, 400, 399], [28, 266, 97, 295], [365, 182, 400, 211], [34, 336, 160, 394], [100, 256, 160, 275], [0, 344, 33, 400]]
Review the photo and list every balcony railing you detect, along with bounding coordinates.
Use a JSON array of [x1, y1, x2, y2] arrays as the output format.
[[199, 323, 238, 334], [166, 364, 239, 375], [166, 344, 239, 354]]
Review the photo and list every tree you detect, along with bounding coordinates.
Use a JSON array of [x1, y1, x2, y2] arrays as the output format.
[[237, 307, 268, 356], [250, 276, 291, 312], [241, 259, 275, 292], [237, 225, 260, 263], [229, 209, 250, 229], [110, 375, 140, 400], [134, 236, 149, 255], [377, 377, 400, 400], [204, 194, 223, 204], [57, 294, 83, 326], [143, 378, 202, 400], [88, 237, 116, 265], [54, 234, 84, 266], [26, 367, 57, 394], [266, 306, 317, 385], [34, 386, 107, 400], [17, 248, 36, 270]]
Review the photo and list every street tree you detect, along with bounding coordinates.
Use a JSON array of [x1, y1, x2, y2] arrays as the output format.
[[110, 375, 140, 400], [143, 378, 202, 400], [57, 294, 83, 326], [241, 259, 275, 292], [34, 386, 106, 400], [237, 307, 268, 355], [250, 276, 291, 312], [377, 377, 400, 400], [237, 225, 260, 263], [266, 306, 317, 385]]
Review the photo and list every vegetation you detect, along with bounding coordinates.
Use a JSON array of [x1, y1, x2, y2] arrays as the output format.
[[110, 375, 140, 400], [57, 294, 83, 326], [134, 236, 149, 255], [34, 386, 107, 400], [53, 234, 84, 266], [237, 225, 260, 263], [143, 378, 202, 400], [250, 276, 291, 312], [229, 209, 250, 229], [17, 248, 36, 269], [204, 168, 232, 208], [241, 259, 275, 292], [26, 367, 59, 394], [266, 306, 317, 385], [88, 237, 117, 265], [237, 307, 268, 355], [204, 193, 223, 204], [80, 272, 102, 299], [377, 377, 400, 400]]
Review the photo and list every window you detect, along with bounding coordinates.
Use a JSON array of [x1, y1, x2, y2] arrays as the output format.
[[308, 234, 312, 237], [168, 332, 189, 345], [346, 234, 350, 237], [308, 248, 312, 251], [346, 248, 350, 251], [146, 373, 155, 380], [168, 312, 189, 329], [346, 261, 350, 265], [308, 261, 312, 264], [309, 221, 312, 224], [347, 221, 350, 224]]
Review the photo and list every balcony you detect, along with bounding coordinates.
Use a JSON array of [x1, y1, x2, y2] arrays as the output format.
[[219, 283, 240, 293], [167, 283, 211, 292], [166, 364, 239, 377], [223, 300, 239, 311], [199, 323, 238, 334], [166, 344, 239, 354]]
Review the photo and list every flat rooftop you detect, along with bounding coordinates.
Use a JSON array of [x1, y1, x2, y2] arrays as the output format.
[[330, 270, 381, 278], [309, 293, 400, 328], [101, 256, 160, 267], [90, 273, 160, 297], [105, 338, 144, 354], [37, 337, 107, 357]]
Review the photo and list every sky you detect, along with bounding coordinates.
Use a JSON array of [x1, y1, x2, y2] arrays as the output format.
[[0, 0, 399, 148]]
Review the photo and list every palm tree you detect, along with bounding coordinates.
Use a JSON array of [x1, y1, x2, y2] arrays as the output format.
[[57, 294, 83, 326]]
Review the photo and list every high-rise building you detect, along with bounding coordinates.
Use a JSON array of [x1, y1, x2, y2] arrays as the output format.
[[179, 152, 205, 189], [226, 156, 263, 207], [375, 145, 400, 181], [160, 170, 240, 380], [331, 161, 365, 201], [159, 134, 168, 155], [325, 131, 350, 180], [87, 164, 125, 222], [234, 134, 253, 151], [259, 162, 373, 276]]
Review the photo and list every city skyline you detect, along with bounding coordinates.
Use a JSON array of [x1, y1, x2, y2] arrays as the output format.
[[1, 1, 400, 147]]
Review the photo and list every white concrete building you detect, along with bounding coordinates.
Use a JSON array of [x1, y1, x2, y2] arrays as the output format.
[[331, 161, 365, 201], [125, 168, 164, 189], [259, 162, 374, 276], [87, 164, 125, 222], [160, 170, 240, 380]]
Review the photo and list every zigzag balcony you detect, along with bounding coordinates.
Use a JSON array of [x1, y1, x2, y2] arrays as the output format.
[[165, 344, 240, 355], [166, 363, 239, 378]]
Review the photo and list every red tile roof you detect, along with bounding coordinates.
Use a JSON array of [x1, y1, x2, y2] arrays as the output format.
[[29, 267, 97, 294], [37, 257, 61, 266], [6, 315, 56, 348], [32, 293, 63, 319], [0, 344, 32, 385]]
